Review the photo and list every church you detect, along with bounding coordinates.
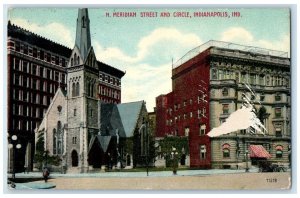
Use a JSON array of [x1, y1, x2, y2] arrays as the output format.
[[36, 8, 150, 173]]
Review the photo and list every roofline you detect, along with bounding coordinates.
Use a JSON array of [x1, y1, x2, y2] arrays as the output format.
[[173, 40, 290, 69]]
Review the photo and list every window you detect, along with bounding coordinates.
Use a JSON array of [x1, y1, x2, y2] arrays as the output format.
[[198, 109, 202, 118], [72, 83, 76, 97], [46, 53, 51, 62], [184, 127, 189, 136], [222, 144, 230, 158], [200, 145, 206, 160], [90, 109, 93, 117], [23, 61, 28, 72], [72, 137, 77, 144], [76, 82, 80, 96], [275, 145, 283, 158], [219, 70, 224, 80], [275, 127, 282, 137], [223, 149, 230, 158], [199, 124, 206, 136], [190, 112, 193, 118], [74, 109, 77, 116], [276, 150, 283, 158], [223, 104, 229, 114], [40, 50, 44, 60], [212, 69, 218, 80], [241, 72, 246, 83], [260, 93, 265, 102], [275, 94, 281, 101], [52, 129, 57, 154], [275, 108, 282, 118], [15, 41, 20, 52], [33, 48, 37, 58], [259, 75, 265, 85], [222, 88, 228, 96], [250, 74, 256, 84]]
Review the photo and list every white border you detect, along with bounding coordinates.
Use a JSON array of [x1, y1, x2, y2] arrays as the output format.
[[1, 0, 299, 197]]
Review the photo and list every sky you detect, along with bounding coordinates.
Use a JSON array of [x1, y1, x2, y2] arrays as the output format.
[[7, 7, 290, 111]]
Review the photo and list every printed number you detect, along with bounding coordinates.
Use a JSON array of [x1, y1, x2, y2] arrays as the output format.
[[266, 178, 277, 183]]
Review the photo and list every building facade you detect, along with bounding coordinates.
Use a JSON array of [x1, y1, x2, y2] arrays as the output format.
[[7, 11, 124, 171], [36, 8, 151, 173], [155, 40, 291, 169]]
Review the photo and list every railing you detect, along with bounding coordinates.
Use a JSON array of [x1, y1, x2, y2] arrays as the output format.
[[172, 40, 289, 69]]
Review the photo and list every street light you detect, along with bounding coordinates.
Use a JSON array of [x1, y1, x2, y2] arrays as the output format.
[[8, 135, 22, 181], [171, 147, 178, 175], [245, 150, 249, 172]]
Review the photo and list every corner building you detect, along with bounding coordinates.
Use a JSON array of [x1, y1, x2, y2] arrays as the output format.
[[7, 12, 124, 171], [156, 40, 291, 168]]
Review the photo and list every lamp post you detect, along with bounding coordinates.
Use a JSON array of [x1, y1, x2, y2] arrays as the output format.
[[171, 147, 178, 175], [8, 135, 22, 181], [245, 150, 249, 172]]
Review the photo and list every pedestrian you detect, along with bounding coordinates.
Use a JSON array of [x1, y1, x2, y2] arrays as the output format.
[[43, 167, 50, 182]]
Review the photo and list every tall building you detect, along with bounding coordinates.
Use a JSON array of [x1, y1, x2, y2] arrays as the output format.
[[36, 8, 150, 173], [7, 11, 124, 171], [155, 40, 291, 168]]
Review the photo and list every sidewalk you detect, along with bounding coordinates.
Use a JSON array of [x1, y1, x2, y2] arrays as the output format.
[[8, 166, 260, 179], [8, 182, 56, 190]]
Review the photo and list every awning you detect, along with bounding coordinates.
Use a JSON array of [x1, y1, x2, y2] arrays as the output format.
[[249, 145, 271, 159], [275, 145, 283, 150]]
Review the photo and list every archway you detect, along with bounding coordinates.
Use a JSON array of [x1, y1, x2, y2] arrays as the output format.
[[180, 154, 186, 165], [71, 150, 78, 167], [126, 154, 131, 166]]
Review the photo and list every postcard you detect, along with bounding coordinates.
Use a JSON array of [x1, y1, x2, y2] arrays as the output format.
[[6, 6, 291, 190]]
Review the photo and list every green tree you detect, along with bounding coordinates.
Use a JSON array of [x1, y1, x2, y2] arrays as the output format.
[[34, 132, 61, 170]]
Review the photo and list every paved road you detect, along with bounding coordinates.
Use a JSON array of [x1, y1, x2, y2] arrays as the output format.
[[46, 172, 291, 190], [6, 168, 291, 190]]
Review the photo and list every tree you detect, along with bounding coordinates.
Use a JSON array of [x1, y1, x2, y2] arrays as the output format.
[[34, 131, 61, 170]]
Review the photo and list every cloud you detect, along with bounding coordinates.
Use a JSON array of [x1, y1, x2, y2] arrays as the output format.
[[94, 28, 202, 110], [220, 27, 290, 56], [11, 18, 74, 48], [221, 27, 254, 44], [95, 27, 202, 65]]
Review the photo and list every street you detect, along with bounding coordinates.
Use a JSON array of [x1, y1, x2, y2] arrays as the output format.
[[46, 172, 290, 190]]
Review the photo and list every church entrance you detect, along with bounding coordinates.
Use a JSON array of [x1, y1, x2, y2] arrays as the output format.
[[71, 150, 78, 167]]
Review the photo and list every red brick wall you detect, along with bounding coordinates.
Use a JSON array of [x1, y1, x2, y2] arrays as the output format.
[[156, 49, 211, 168]]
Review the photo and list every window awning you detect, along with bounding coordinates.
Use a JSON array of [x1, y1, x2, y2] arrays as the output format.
[[249, 145, 271, 159], [276, 145, 283, 150]]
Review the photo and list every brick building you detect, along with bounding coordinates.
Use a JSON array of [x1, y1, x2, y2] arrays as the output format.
[[155, 40, 291, 169], [7, 11, 124, 171]]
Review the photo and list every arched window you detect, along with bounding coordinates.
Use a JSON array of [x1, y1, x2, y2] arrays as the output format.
[[57, 121, 63, 154], [87, 82, 90, 96], [74, 53, 77, 65], [90, 83, 94, 97], [222, 143, 230, 158], [71, 58, 73, 66], [77, 56, 80, 65], [82, 16, 86, 28], [276, 145, 283, 158], [53, 128, 57, 154], [72, 83, 76, 97], [222, 88, 228, 96], [76, 82, 80, 96]]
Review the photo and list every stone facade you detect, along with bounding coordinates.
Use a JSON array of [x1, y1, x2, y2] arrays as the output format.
[[155, 40, 291, 169]]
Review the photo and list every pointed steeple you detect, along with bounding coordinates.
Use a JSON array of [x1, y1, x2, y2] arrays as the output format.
[[75, 8, 91, 61]]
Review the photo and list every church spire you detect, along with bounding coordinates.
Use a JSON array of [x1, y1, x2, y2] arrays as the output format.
[[75, 8, 91, 61]]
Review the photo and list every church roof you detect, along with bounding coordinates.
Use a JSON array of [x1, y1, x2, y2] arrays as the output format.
[[99, 101, 145, 138], [117, 101, 144, 137], [97, 135, 111, 153], [88, 135, 112, 153]]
